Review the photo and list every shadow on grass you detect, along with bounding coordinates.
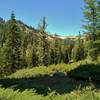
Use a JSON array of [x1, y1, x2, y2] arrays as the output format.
[[67, 63, 100, 81], [0, 64, 100, 95], [0, 75, 100, 95]]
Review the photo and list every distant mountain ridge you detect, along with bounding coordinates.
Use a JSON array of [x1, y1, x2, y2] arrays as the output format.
[[0, 17, 85, 42]]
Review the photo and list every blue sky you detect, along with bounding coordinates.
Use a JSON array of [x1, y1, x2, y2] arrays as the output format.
[[0, 0, 85, 36]]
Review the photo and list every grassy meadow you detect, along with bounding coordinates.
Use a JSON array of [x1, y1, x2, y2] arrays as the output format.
[[0, 60, 100, 100]]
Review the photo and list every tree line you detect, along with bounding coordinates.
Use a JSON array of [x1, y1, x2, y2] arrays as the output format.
[[0, 0, 100, 75]]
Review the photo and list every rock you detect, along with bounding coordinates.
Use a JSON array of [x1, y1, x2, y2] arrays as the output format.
[[52, 71, 67, 78]]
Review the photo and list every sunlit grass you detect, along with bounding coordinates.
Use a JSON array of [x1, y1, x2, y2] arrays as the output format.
[[0, 86, 99, 100], [0, 59, 100, 100], [8, 60, 86, 79]]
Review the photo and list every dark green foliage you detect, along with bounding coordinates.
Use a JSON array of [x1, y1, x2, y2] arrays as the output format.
[[83, 0, 100, 61], [0, 45, 7, 67], [0, 2, 100, 99], [63, 38, 75, 63], [63, 48, 69, 63], [0, 18, 6, 46], [72, 35, 85, 62], [94, 40, 100, 51], [38, 17, 50, 66], [53, 50, 61, 64], [83, 0, 99, 36], [0, 4, 99, 76], [32, 48, 38, 67], [72, 46, 85, 62], [68, 64, 100, 81], [5, 12, 22, 73], [51, 36, 63, 64], [42, 36, 50, 66], [85, 40, 99, 61], [88, 48, 98, 61], [50, 49, 55, 64]]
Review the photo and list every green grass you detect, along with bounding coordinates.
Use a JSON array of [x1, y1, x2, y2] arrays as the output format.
[[68, 63, 100, 81], [0, 60, 100, 100], [0, 86, 100, 100], [8, 60, 86, 79]]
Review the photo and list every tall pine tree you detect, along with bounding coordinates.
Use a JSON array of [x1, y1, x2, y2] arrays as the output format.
[[6, 12, 21, 73], [38, 17, 50, 66], [83, 0, 100, 61]]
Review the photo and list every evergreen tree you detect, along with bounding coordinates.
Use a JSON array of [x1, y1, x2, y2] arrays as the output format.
[[52, 34, 62, 64], [63, 48, 69, 63], [83, 0, 98, 40], [97, 1, 100, 36], [72, 34, 85, 62], [38, 17, 50, 66], [31, 45, 38, 67], [6, 12, 22, 72], [63, 38, 75, 63], [0, 18, 6, 47], [83, 0, 100, 61], [50, 48, 55, 64]]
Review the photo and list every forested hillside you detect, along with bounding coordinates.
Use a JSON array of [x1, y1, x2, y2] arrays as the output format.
[[0, 14, 87, 75], [0, 0, 100, 100]]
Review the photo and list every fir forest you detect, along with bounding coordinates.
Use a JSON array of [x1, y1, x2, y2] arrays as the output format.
[[0, 0, 100, 100]]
